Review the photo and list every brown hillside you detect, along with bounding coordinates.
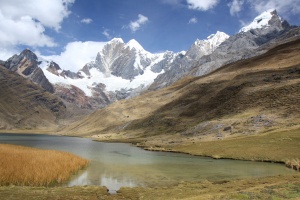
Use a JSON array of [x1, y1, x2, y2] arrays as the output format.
[[0, 65, 66, 130], [62, 38, 300, 144]]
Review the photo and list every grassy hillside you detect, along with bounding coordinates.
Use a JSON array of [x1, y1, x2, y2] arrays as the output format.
[[0, 65, 66, 130], [63, 38, 300, 140]]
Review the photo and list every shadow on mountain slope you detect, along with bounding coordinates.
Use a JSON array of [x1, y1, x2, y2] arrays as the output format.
[[0, 65, 66, 130], [63, 38, 300, 142]]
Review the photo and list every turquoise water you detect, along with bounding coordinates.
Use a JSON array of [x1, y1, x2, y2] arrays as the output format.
[[0, 133, 296, 193]]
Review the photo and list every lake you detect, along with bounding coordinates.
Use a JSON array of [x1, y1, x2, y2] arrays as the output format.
[[0, 133, 296, 193]]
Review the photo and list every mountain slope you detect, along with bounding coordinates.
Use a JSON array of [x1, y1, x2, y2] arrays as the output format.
[[0, 65, 66, 130], [62, 38, 300, 145]]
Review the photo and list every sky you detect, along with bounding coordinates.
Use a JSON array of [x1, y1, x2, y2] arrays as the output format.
[[0, 0, 300, 72]]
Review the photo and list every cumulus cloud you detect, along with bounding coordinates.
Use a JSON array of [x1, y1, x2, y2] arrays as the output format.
[[188, 17, 198, 24], [129, 14, 149, 33], [81, 18, 93, 24], [249, 0, 300, 15], [186, 0, 219, 11], [0, 0, 74, 49], [228, 0, 244, 16], [41, 41, 107, 71], [0, 0, 74, 30], [0, 13, 56, 48]]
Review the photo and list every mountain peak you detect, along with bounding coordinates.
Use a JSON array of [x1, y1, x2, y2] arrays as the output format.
[[239, 9, 282, 33], [125, 39, 144, 51], [20, 49, 38, 61], [206, 31, 229, 44], [207, 31, 228, 39], [109, 38, 124, 44], [194, 31, 229, 52]]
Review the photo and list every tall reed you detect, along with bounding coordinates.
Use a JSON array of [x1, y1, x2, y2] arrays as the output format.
[[0, 144, 89, 186]]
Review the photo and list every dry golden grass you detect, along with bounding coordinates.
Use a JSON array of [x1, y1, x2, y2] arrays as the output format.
[[0, 144, 89, 186]]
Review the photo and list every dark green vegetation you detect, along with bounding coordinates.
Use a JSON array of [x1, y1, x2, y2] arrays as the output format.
[[0, 65, 66, 130]]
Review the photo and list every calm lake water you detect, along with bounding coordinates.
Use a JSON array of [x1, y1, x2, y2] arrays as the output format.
[[0, 133, 296, 193]]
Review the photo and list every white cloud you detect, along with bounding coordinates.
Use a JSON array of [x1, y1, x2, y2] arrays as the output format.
[[186, 0, 219, 11], [0, 47, 18, 61], [129, 14, 149, 33], [41, 41, 107, 71], [81, 18, 93, 24], [102, 29, 111, 39], [0, 0, 74, 50], [249, 0, 300, 15], [229, 0, 300, 18], [228, 0, 244, 16], [0, 13, 56, 48], [188, 17, 198, 24], [0, 0, 74, 31]]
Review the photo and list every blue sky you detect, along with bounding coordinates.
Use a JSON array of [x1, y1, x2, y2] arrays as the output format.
[[45, 0, 300, 53], [0, 0, 299, 71]]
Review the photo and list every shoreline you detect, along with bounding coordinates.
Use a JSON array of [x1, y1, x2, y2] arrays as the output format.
[[0, 130, 298, 171]]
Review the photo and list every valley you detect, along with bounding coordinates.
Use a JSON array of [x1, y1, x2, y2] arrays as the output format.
[[0, 8, 299, 199]]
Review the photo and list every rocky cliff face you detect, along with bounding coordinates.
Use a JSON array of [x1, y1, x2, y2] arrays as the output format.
[[46, 61, 83, 79], [83, 38, 171, 80], [4, 49, 54, 93], [149, 31, 229, 90]]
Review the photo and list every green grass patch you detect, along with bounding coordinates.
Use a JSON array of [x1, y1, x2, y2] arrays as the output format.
[[174, 128, 300, 162]]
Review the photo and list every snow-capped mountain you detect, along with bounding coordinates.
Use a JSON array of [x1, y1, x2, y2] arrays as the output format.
[[83, 38, 164, 80], [38, 39, 178, 108], [190, 9, 292, 78], [149, 31, 230, 90], [239, 9, 284, 33], [2, 9, 298, 110], [40, 32, 228, 107], [150, 9, 295, 90], [185, 31, 230, 60], [43, 39, 174, 98]]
